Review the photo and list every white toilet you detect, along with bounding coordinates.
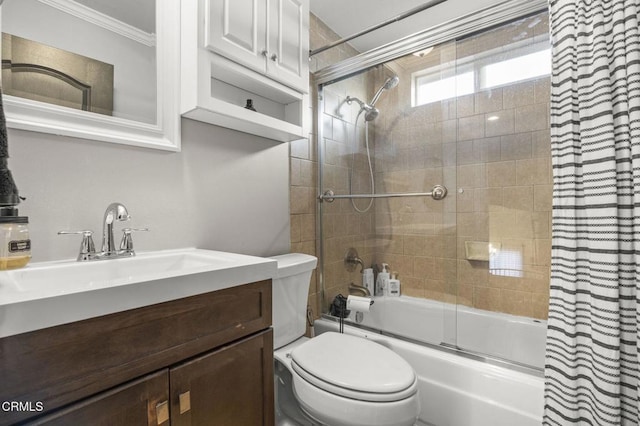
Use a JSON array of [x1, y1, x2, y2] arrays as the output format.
[[271, 253, 420, 426]]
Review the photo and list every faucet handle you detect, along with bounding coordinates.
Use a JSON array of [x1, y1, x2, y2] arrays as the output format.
[[58, 230, 96, 261], [119, 227, 149, 256]]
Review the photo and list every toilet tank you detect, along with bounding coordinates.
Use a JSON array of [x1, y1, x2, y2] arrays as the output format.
[[270, 253, 317, 349]]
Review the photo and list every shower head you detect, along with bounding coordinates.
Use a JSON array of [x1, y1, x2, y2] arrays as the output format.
[[346, 96, 378, 121], [369, 75, 400, 107], [364, 107, 379, 121]]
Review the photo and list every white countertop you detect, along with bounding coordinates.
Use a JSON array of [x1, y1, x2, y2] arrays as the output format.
[[0, 248, 277, 338]]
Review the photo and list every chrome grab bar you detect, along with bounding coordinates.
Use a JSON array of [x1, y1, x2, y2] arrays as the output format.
[[319, 185, 448, 202]]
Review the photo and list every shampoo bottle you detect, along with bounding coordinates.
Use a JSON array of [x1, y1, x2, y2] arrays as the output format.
[[363, 268, 375, 296]]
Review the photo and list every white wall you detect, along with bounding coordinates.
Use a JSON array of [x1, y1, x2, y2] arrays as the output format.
[[9, 118, 291, 262]]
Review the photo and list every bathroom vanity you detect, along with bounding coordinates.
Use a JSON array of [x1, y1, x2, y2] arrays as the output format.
[[0, 280, 273, 425], [0, 249, 277, 425]]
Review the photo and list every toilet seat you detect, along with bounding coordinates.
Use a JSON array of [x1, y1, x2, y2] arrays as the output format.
[[286, 332, 420, 426], [290, 332, 418, 402]]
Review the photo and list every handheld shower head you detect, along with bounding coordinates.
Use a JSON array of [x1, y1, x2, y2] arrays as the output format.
[[383, 75, 400, 90], [369, 75, 400, 107], [345, 75, 399, 122]]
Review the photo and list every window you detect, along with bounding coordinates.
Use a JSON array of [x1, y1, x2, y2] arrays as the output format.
[[480, 49, 551, 89], [414, 71, 474, 106], [411, 39, 550, 107]]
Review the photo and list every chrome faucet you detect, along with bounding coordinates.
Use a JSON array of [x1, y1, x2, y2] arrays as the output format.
[[101, 202, 130, 256], [58, 202, 148, 261]]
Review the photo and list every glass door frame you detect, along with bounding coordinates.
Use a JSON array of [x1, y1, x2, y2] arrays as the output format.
[[315, 0, 547, 315]]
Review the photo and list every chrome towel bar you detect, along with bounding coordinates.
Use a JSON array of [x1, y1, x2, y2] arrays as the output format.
[[319, 185, 448, 202]]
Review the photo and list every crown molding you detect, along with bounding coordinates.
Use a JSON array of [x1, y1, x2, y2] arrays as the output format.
[[38, 0, 156, 46]]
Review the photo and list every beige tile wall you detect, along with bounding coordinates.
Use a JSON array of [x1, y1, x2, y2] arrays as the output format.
[[291, 15, 365, 320], [320, 66, 378, 307], [372, 12, 551, 319]]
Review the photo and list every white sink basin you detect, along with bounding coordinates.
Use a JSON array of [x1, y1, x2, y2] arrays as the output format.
[[0, 248, 277, 338]]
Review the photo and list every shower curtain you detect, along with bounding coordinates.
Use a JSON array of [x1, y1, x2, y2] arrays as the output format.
[[544, 0, 640, 424]]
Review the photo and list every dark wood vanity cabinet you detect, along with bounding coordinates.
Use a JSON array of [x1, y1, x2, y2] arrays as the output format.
[[26, 370, 170, 426], [170, 330, 274, 425], [0, 280, 274, 426]]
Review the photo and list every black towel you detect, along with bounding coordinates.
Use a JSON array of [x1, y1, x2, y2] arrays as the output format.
[[0, 87, 10, 158], [0, 88, 21, 207]]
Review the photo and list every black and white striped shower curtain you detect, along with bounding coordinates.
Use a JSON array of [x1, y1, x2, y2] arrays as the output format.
[[544, 0, 640, 424]]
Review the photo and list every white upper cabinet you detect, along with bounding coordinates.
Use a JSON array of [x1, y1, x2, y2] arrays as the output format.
[[206, 0, 309, 93], [267, 0, 309, 92], [181, 0, 309, 142]]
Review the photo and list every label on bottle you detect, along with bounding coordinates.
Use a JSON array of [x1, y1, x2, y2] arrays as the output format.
[[388, 279, 400, 296], [9, 239, 31, 253]]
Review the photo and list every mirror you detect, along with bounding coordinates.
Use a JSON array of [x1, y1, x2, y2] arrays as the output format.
[[0, 0, 180, 151]]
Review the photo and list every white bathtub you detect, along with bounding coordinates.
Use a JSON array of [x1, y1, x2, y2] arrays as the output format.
[[314, 296, 546, 426], [343, 295, 546, 369]]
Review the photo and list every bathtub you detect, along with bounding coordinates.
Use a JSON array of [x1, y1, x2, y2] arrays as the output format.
[[314, 296, 545, 426], [341, 295, 546, 369]]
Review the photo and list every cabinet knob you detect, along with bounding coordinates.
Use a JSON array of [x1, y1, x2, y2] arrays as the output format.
[[270, 53, 278, 62], [261, 49, 268, 57]]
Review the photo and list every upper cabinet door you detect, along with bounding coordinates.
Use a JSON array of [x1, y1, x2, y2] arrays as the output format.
[[267, 0, 309, 92], [206, 0, 267, 73]]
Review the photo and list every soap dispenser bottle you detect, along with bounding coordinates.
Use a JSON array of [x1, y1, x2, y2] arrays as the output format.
[[375, 263, 390, 296]]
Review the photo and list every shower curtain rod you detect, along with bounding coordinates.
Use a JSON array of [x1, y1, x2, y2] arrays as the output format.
[[319, 185, 448, 202], [309, 0, 449, 57]]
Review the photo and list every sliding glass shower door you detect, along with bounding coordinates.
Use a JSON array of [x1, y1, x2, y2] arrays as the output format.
[[317, 9, 550, 371]]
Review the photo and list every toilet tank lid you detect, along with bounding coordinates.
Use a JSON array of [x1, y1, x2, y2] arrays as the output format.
[[270, 253, 317, 278]]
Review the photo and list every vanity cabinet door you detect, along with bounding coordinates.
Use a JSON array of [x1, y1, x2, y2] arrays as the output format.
[[170, 329, 275, 426], [27, 370, 170, 426]]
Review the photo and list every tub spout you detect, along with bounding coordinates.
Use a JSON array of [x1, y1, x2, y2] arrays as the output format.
[[349, 282, 371, 297]]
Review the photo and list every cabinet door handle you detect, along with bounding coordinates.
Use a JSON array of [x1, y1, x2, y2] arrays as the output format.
[[270, 53, 278, 62], [156, 401, 169, 425], [179, 391, 191, 414], [261, 49, 268, 57]]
